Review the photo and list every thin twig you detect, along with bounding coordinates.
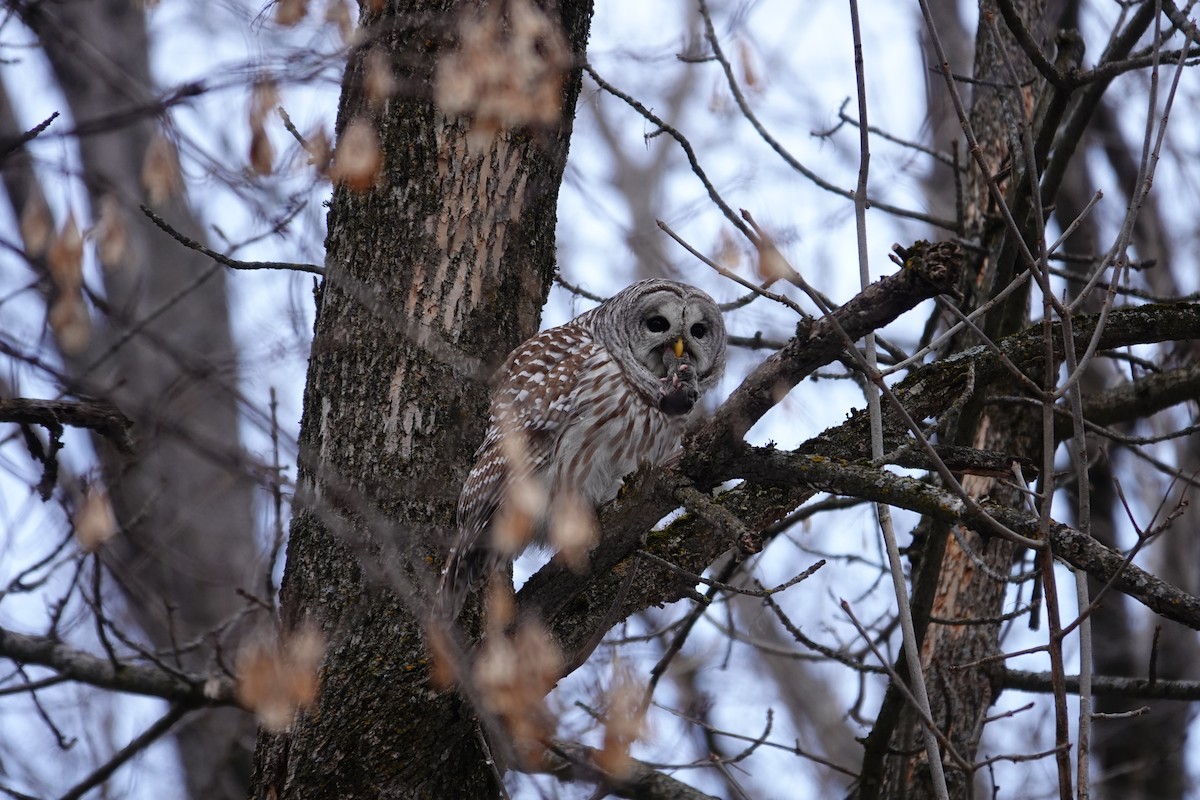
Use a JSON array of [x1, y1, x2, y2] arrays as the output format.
[[695, 0, 957, 232], [58, 704, 189, 800], [656, 220, 806, 315], [0, 110, 59, 159], [141, 205, 324, 275], [848, 1, 947, 796], [841, 600, 972, 777]]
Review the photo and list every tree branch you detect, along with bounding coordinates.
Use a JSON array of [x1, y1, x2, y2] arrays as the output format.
[[520, 297, 1200, 670], [0, 625, 237, 707], [688, 240, 964, 463], [59, 703, 190, 800], [0, 398, 134, 454], [140, 205, 325, 275], [731, 448, 1200, 631], [1004, 669, 1200, 701], [544, 741, 722, 800]]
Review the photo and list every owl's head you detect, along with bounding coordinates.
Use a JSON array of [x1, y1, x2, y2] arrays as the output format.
[[586, 279, 727, 411]]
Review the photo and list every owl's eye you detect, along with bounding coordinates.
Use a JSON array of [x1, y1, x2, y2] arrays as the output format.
[[645, 316, 670, 333], [690, 323, 708, 339]]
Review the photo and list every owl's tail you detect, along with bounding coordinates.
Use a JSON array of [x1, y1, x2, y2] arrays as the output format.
[[436, 543, 494, 621]]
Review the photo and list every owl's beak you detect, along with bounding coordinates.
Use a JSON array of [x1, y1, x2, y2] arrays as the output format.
[[673, 338, 685, 358]]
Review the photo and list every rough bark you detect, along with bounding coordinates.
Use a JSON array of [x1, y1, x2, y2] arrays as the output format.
[[864, 1, 1051, 796], [248, 2, 594, 797], [6, 3, 260, 797]]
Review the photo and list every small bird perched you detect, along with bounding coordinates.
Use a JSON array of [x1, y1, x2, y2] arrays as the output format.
[[440, 279, 727, 615]]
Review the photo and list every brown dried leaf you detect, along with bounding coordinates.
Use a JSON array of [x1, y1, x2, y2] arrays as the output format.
[[328, 118, 381, 191], [324, 0, 353, 43], [364, 50, 396, 110], [250, 127, 275, 176], [738, 37, 761, 92], [142, 132, 183, 204], [307, 127, 332, 176], [491, 475, 541, 557], [714, 227, 741, 269], [249, 80, 280, 131], [548, 491, 597, 572], [19, 187, 52, 258], [490, 423, 544, 556], [595, 667, 646, 779], [50, 295, 91, 355], [473, 618, 563, 767], [753, 231, 791, 282], [485, 580, 516, 633], [75, 485, 117, 552], [433, 0, 571, 147], [426, 625, 460, 690], [94, 194, 128, 268], [274, 0, 307, 26], [47, 212, 83, 292], [248, 80, 279, 175], [236, 625, 325, 732]]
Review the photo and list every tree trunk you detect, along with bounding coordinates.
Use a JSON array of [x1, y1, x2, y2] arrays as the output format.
[[862, 1, 1050, 796], [249, 2, 593, 797], [9, 3, 261, 797]]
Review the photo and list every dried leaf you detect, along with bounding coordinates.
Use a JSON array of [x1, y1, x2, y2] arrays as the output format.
[[754, 231, 792, 282], [548, 491, 597, 572], [94, 194, 128, 268], [485, 580, 516, 633], [491, 475, 542, 557], [307, 127, 332, 176], [248, 80, 279, 175], [328, 118, 381, 191], [473, 618, 563, 767], [250, 127, 275, 175], [47, 212, 83, 292], [274, 0, 307, 26], [142, 132, 183, 204], [595, 667, 646, 779], [714, 227, 741, 269], [76, 485, 117, 552], [19, 187, 52, 258], [236, 625, 325, 732], [50, 295, 91, 355], [434, 0, 571, 147], [426, 625, 460, 690], [364, 50, 396, 110], [249, 80, 280, 131], [738, 37, 761, 92], [324, 0, 353, 44], [490, 424, 545, 556], [47, 211, 91, 353]]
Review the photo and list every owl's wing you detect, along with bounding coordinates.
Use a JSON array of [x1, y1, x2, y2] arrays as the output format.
[[439, 326, 602, 612]]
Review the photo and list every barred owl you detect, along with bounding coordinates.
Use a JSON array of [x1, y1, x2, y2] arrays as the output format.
[[440, 279, 726, 614]]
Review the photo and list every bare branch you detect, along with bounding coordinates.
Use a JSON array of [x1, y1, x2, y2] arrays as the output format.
[[58, 704, 190, 800], [0, 398, 133, 454], [0, 625, 237, 707], [141, 205, 324, 275]]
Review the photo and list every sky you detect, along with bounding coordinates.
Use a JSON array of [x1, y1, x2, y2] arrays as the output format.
[[1, 0, 1198, 797]]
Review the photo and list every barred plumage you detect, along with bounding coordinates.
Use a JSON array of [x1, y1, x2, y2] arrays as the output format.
[[441, 279, 726, 614]]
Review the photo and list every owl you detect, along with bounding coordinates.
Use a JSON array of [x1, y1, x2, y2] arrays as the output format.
[[440, 278, 727, 614]]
